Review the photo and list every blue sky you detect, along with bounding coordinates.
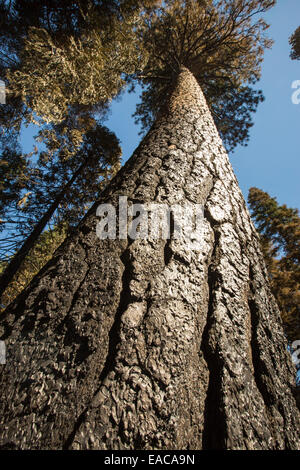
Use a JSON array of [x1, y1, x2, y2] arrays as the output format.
[[229, 0, 300, 210], [21, 0, 300, 211]]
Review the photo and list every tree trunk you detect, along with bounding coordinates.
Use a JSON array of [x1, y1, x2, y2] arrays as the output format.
[[0, 67, 299, 450], [0, 159, 87, 302]]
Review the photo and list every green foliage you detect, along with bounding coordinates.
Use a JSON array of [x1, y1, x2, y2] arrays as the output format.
[[1, 0, 274, 152], [132, 0, 275, 152], [0, 147, 33, 259], [30, 122, 122, 226], [0, 121, 122, 260], [290, 25, 300, 61], [248, 187, 300, 343], [0, 148, 29, 216], [2, 0, 153, 125], [0, 1, 126, 264], [8, 20, 146, 124]]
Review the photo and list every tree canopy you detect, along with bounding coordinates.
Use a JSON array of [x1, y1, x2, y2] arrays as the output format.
[[1, 0, 275, 151], [1, 0, 158, 125], [132, 0, 275, 152]]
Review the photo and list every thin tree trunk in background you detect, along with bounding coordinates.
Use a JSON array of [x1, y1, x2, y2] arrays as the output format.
[[0, 67, 299, 450], [0, 160, 86, 302]]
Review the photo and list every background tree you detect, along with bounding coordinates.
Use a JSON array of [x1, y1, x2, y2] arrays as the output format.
[[0, 122, 122, 305], [0, 0, 160, 305], [248, 187, 300, 345], [0, 147, 32, 259]]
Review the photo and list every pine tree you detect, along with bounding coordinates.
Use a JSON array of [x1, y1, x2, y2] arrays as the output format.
[[0, 124, 122, 304], [0, 147, 32, 260], [0, 0, 299, 450], [132, 0, 274, 152], [248, 187, 300, 344], [0, 66, 299, 450], [1, 0, 154, 125]]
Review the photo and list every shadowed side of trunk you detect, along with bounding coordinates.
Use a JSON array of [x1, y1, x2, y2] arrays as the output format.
[[0, 67, 299, 450]]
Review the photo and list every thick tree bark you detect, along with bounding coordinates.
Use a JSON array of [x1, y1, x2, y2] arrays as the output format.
[[0, 67, 299, 450]]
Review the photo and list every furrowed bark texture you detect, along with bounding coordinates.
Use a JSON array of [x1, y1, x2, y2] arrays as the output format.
[[0, 68, 299, 450]]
